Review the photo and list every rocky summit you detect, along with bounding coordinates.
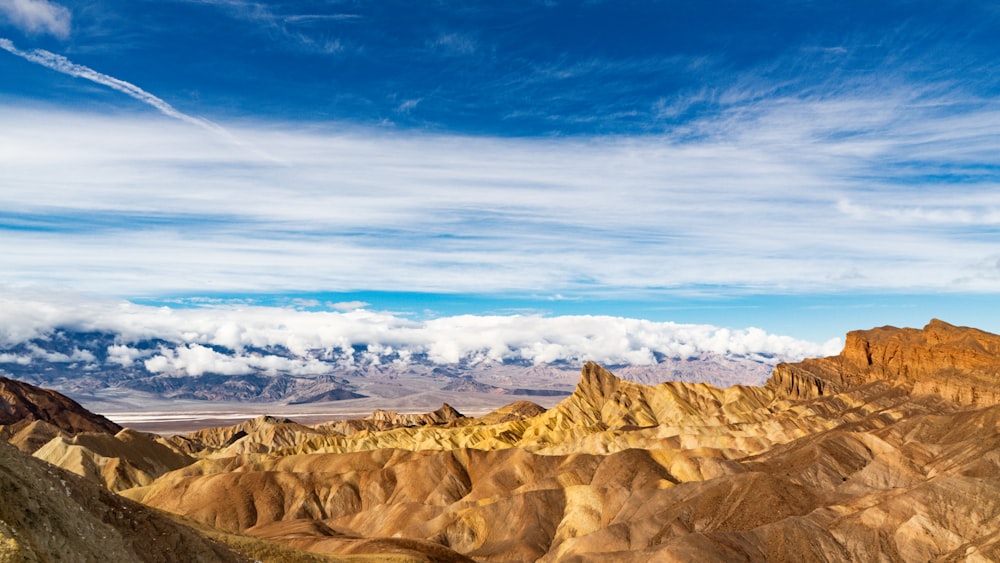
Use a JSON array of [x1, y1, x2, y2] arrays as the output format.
[[3, 320, 1000, 561]]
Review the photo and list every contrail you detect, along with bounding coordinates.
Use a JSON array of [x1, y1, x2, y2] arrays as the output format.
[[0, 37, 285, 163], [1, 37, 235, 140]]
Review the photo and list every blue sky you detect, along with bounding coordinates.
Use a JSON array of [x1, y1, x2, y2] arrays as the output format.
[[1, 0, 999, 344]]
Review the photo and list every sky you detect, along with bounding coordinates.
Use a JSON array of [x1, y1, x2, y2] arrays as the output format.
[[1, 0, 999, 346]]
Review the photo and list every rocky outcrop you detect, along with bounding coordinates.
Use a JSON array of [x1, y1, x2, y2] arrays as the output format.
[[0, 376, 122, 435], [768, 319, 1000, 406], [369, 402, 465, 427], [168, 415, 324, 457]]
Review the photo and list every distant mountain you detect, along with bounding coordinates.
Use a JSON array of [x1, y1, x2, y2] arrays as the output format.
[[0, 328, 783, 405]]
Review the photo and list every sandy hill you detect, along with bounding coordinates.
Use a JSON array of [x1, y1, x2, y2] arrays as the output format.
[[5, 319, 1000, 561]]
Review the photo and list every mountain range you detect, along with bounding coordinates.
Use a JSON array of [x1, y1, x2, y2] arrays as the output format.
[[0, 327, 783, 413], [2, 319, 1000, 561]]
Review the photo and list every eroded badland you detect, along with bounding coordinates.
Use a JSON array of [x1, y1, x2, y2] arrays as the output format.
[[3, 319, 1000, 561]]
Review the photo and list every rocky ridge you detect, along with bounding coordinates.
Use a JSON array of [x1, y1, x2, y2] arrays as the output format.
[[0, 375, 121, 435], [769, 318, 1000, 405]]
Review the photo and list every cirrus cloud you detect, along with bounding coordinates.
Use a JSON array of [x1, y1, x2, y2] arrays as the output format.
[[0, 0, 70, 39]]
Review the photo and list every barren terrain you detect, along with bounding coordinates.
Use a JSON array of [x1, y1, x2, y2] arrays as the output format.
[[3, 319, 1000, 561]]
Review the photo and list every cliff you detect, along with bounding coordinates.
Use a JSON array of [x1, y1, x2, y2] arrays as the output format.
[[767, 319, 1000, 406]]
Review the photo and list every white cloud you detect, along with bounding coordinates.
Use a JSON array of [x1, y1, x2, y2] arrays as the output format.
[[0, 352, 31, 365], [106, 344, 148, 368], [0, 0, 70, 38], [330, 301, 369, 311], [0, 292, 841, 374], [25, 343, 95, 363], [1, 86, 999, 297], [145, 344, 254, 377]]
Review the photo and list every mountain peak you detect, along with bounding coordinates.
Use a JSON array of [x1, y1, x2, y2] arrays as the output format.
[[577, 360, 624, 402]]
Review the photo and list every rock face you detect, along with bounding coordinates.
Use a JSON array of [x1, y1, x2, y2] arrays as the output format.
[[768, 319, 1000, 406], [0, 376, 122, 434]]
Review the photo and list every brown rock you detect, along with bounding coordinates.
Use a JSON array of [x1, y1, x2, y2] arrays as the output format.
[[768, 319, 1000, 406]]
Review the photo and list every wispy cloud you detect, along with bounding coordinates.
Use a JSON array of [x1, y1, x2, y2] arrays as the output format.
[[0, 0, 71, 38], [429, 32, 477, 55], [0, 37, 224, 134], [185, 0, 354, 55], [330, 301, 370, 312], [838, 199, 1000, 226], [1, 85, 999, 296], [397, 98, 420, 113]]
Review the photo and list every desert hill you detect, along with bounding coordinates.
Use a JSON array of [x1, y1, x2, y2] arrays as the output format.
[[0, 375, 121, 435], [4, 319, 1000, 561], [0, 439, 249, 562]]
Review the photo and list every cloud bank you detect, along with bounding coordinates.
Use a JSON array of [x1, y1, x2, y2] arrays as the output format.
[[0, 0, 70, 38], [0, 292, 841, 378], [0, 90, 998, 299]]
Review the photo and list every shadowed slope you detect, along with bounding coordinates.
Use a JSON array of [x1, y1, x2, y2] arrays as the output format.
[[0, 440, 249, 562], [0, 376, 121, 434]]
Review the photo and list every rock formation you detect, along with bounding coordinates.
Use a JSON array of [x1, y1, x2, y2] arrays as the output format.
[[4, 320, 1000, 561], [768, 318, 1000, 406]]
